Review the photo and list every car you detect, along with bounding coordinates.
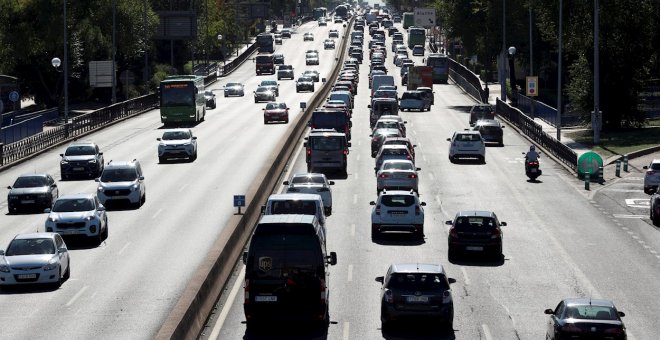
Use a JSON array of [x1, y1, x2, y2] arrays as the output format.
[[274, 34, 282, 44], [334, 17, 343, 23], [282, 173, 335, 215], [374, 144, 414, 172], [372, 88, 397, 101], [412, 44, 425, 56], [272, 53, 285, 65], [399, 91, 430, 111], [280, 29, 291, 38], [305, 52, 320, 65], [96, 159, 146, 208], [544, 298, 627, 340], [350, 50, 363, 62], [328, 29, 339, 38], [382, 136, 416, 161], [400, 61, 414, 77], [469, 104, 496, 125], [296, 76, 315, 93], [447, 130, 486, 163], [393, 15, 401, 23], [263, 102, 289, 124], [258, 79, 280, 96], [446, 210, 506, 259], [224, 82, 245, 97], [277, 64, 294, 80], [394, 52, 409, 66], [373, 118, 406, 138], [303, 32, 314, 41], [303, 70, 320, 82], [370, 189, 426, 239], [416, 86, 434, 105], [472, 119, 504, 146], [643, 159, 660, 194], [371, 128, 402, 157], [45, 193, 108, 244], [253, 86, 276, 103], [318, 19, 327, 26], [324, 39, 336, 49], [376, 159, 420, 193], [59, 141, 105, 179], [0, 232, 70, 288], [376, 263, 454, 330], [377, 115, 406, 134], [157, 128, 198, 162], [204, 90, 216, 109], [7, 174, 58, 214], [650, 191, 660, 225]]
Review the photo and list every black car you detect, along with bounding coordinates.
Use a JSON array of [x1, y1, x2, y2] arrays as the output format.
[[650, 191, 660, 226], [7, 174, 59, 213], [472, 119, 504, 146], [469, 104, 496, 125], [376, 263, 454, 330], [296, 76, 315, 93], [446, 210, 507, 260], [60, 141, 104, 179], [272, 53, 285, 65], [281, 29, 291, 38], [371, 128, 402, 157], [545, 298, 627, 340], [204, 90, 216, 109]]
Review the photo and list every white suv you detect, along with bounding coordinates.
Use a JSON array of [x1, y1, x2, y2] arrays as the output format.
[[96, 160, 146, 208], [643, 159, 660, 194], [447, 130, 486, 163], [370, 190, 426, 240]]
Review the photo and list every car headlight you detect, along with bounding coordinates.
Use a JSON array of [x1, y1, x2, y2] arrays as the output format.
[[47, 216, 57, 222], [131, 184, 139, 191], [88, 159, 97, 163], [0, 264, 9, 273], [43, 258, 58, 271], [97, 186, 105, 192], [60, 160, 69, 165], [85, 216, 94, 221]]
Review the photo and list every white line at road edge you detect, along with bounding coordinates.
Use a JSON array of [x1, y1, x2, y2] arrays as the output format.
[[117, 242, 131, 256], [209, 266, 245, 340], [481, 324, 493, 340], [151, 208, 163, 219], [343, 322, 350, 340], [66, 285, 89, 307], [347, 264, 353, 282], [460, 267, 470, 285]]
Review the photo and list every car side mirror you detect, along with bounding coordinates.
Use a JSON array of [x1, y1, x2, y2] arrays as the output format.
[[7, 186, 11, 189], [500, 222, 507, 226], [446, 138, 451, 141], [98, 152, 103, 156], [416, 168, 421, 171], [448, 278, 457, 284], [242, 251, 248, 264], [643, 166, 648, 169], [328, 252, 337, 265], [283, 181, 289, 185], [192, 136, 197, 140], [59, 153, 64, 157], [367, 105, 371, 108], [375, 276, 384, 284], [95, 178, 100, 182], [618, 311, 625, 317], [0, 250, 4, 256], [421, 202, 426, 206], [347, 142, 351, 147], [329, 181, 335, 185], [307, 121, 312, 127], [156, 138, 162, 141], [445, 220, 453, 225], [422, 58, 426, 63], [369, 201, 376, 205], [544, 309, 554, 315], [303, 142, 308, 148], [58, 247, 67, 253], [139, 176, 145, 181]]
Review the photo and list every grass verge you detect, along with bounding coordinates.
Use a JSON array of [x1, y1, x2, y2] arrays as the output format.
[[565, 124, 660, 158]]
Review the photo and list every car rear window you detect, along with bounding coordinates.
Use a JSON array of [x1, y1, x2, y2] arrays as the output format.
[[270, 200, 318, 215], [480, 126, 502, 134], [455, 134, 481, 142], [310, 137, 343, 151], [383, 148, 408, 156], [312, 112, 348, 128], [563, 305, 618, 320], [401, 92, 421, 100], [291, 176, 324, 184], [388, 273, 449, 291], [381, 195, 415, 207], [256, 56, 272, 63], [650, 163, 660, 170], [454, 216, 496, 229], [13, 176, 49, 188], [383, 162, 413, 171]]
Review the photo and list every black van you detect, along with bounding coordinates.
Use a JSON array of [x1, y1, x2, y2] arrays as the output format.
[[243, 214, 337, 328], [310, 109, 351, 140], [304, 129, 351, 174]]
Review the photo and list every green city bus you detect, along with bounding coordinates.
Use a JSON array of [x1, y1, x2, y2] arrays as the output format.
[[159, 75, 206, 125], [407, 26, 426, 49], [402, 12, 414, 29]]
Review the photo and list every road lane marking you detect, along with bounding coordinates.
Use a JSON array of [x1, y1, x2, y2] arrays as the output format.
[[356, 154, 360, 161], [178, 183, 188, 192], [428, 173, 435, 180], [625, 199, 650, 208], [602, 188, 643, 193], [351, 224, 355, 237], [343, 322, 350, 340], [117, 242, 131, 255], [66, 285, 89, 307], [347, 264, 353, 282], [613, 214, 646, 219], [481, 324, 493, 340], [353, 194, 357, 204], [209, 266, 245, 340], [461, 267, 470, 285], [151, 208, 163, 219]]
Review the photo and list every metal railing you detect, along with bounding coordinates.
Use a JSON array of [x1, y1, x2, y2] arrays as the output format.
[[448, 58, 486, 103]]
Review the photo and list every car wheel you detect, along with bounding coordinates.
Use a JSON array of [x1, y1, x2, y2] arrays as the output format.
[[480, 156, 486, 164], [448, 156, 455, 163], [224, 93, 228, 97], [102, 221, 109, 240], [448, 245, 458, 261], [264, 118, 268, 124], [254, 99, 258, 103], [61, 173, 68, 181], [54, 269, 63, 288], [159, 156, 166, 164], [97, 229, 103, 245]]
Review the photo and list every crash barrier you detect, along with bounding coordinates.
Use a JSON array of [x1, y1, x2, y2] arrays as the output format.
[[496, 98, 578, 171], [514, 92, 583, 127], [155, 15, 356, 339], [0, 94, 156, 167], [1, 108, 58, 144], [448, 57, 485, 103], [220, 41, 258, 77]]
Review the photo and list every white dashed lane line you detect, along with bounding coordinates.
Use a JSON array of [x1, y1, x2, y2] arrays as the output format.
[[66, 285, 89, 307]]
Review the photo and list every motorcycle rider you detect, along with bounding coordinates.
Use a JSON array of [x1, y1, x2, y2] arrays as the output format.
[[524, 145, 539, 173]]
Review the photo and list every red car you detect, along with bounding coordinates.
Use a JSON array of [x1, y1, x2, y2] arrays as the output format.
[[263, 102, 289, 124]]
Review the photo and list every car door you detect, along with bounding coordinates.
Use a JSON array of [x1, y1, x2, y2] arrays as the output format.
[[55, 234, 69, 272], [548, 301, 565, 339]]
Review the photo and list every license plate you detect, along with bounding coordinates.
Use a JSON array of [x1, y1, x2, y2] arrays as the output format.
[[17, 274, 37, 279], [21, 200, 35, 204], [531, 168, 537, 173], [73, 167, 85, 171], [466, 246, 484, 251], [255, 295, 277, 302], [62, 230, 80, 235], [406, 296, 428, 303]]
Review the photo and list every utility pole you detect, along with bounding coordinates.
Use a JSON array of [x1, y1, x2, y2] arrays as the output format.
[[556, 0, 563, 141], [112, 0, 117, 103], [593, 0, 601, 145], [529, 6, 535, 118]]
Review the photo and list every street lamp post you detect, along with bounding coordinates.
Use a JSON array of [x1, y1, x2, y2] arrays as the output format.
[[51, 57, 68, 128], [593, 0, 601, 144], [557, 0, 563, 141], [500, 0, 507, 102], [508, 46, 517, 106]]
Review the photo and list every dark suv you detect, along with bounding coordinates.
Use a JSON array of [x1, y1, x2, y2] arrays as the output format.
[[469, 104, 495, 126], [60, 141, 104, 179], [7, 173, 59, 213], [376, 263, 454, 330], [446, 210, 507, 260]]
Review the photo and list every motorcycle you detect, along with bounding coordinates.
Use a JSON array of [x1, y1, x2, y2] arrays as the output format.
[[522, 152, 542, 180]]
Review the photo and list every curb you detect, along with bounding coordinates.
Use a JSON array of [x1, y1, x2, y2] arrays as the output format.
[[604, 145, 660, 166]]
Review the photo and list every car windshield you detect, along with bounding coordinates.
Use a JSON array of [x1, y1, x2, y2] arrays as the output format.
[[381, 195, 415, 207], [454, 216, 497, 229], [162, 131, 191, 140], [65, 145, 96, 156], [649, 163, 660, 170], [256, 87, 270, 93], [270, 200, 318, 215], [6, 238, 55, 256], [383, 162, 413, 171], [388, 273, 449, 291], [291, 176, 325, 184], [279, 65, 292, 70], [261, 81, 276, 86], [266, 103, 286, 110], [52, 198, 95, 212], [298, 77, 313, 82], [100, 168, 137, 182], [374, 90, 396, 98], [13, 176, 48, 188], [455, 133, 481, 142], [564, 305, 618, 320], [226, 83, 241, 88], [473, 105, 493, 113]]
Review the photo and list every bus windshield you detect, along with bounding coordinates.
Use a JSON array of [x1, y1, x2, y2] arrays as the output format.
[[427, 56, 448, 67], [161, 83, 194, 106]]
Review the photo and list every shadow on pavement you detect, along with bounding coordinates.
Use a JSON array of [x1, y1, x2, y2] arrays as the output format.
[[449, 253, 506, 267], [242, 320, 328, 340], [373, 232, 425, 246], [382, 321, 456, 339]]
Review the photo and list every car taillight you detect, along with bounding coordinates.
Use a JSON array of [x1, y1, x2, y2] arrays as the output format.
[[244, 279, 250, 304], [375, 204, 381, 215], [449, 227, 458, 238], [384, 289, 393, 303], [491, 227, 502, 239], [561, 323, 582, 333], [343, 149, 348, 155], [442, 290, 452, 304], [603, 327, 624, 334], [406, 155, 411, 160], [379, 173, 389, 178], [311, 124, 317, 129], [307, 149, 311, 156], [415, 205, 421, 215], [408, 174, 417, 179]]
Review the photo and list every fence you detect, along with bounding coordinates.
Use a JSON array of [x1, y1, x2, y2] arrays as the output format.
[[514, 92, 584, 127], [1, 108, 59, 144], [448, 57, 486, 104]]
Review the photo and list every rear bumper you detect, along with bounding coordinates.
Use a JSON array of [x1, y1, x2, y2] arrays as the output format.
[[382, 303, 453, 322]]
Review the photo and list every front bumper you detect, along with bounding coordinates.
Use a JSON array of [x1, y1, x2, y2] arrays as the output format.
[[46, 219, 101, 238], [0, 266, 61, 285], [98, 187, 141, 204]]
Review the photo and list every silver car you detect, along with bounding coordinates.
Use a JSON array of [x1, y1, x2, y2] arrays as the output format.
[[375, 144, 415, 172], [157, 128, 198, 163], [253, 86, 276, 103], [447, 131, 486, 163], [283, 173, 335, 215], [643, 159, 660, 194], [376, 159, 421, 193], [0, 232, 70, 288], [224, 82, 245, 97], [45, 194, 108, 244]]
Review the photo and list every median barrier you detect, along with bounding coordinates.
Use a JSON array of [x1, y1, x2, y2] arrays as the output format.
[[155, 15, 356, 339]]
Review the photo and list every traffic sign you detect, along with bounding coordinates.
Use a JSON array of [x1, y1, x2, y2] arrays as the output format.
[[233, 195, 246, 207], [414, 8, 435, 28], [8, 91, 19, 102], [526, 76, 538, 97]]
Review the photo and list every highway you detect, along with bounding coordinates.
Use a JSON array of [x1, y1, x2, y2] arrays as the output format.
[[0, 20, 347, 339], [205, 20, 660, 340]]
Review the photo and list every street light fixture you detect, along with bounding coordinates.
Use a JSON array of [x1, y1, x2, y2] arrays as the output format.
[[51, 56, 68, 125], [508, 46, 517, 105]]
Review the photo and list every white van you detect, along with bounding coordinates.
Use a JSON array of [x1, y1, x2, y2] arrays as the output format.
[[262, 193, 327, 226], [371, 75, 396, 97]]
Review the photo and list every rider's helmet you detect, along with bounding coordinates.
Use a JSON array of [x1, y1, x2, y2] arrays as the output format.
[[530, 145, 536, 152]]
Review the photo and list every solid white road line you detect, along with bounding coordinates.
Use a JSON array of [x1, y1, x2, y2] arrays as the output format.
[[151, 208, 163, 219], [209, 266, 245, 340], [461, 267, 470, 285], [353, 194, 357, 204], [66, 285, 89, 307], [481, 324, 493, 340], [117, 242, 131, 256], [347, 264, 353, 282], [351, 223, 355, 237], [343, 322, 350, 340]]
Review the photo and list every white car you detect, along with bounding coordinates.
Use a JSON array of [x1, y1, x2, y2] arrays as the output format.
[[96, 160, 146, 208], [370, 190, 426, 239], [0, 232, 70, 287], [157, 129, 198, 163], [399, 91, 430, 111], [643, 159, 660, 194], [376, 159, 421, 193], [45, 194, 108, 244], [373, 118, 406, 137], [283, 173, 335, 215], [447, 130, 486, 163]]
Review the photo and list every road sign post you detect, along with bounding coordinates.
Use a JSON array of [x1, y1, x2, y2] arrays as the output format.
[[526, 76, 538, 97], [233, 194, 246, 214]]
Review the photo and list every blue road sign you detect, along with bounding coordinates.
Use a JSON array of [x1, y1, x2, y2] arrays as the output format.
[[234, 195, 246, 207], [8, 91, 19, 102]]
